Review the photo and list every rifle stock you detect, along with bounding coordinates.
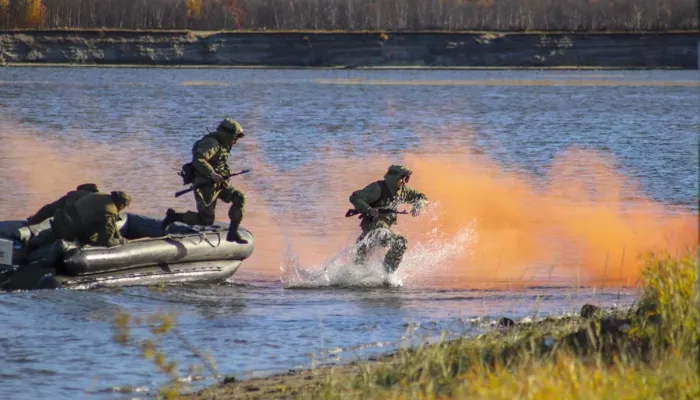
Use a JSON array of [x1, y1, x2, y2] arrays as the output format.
[[174, 169, 251, 198]]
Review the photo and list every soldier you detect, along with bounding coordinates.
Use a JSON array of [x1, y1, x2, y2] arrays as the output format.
[[161, 118, 248, 244], [53, 191, 132, 248], [26, 183, 99, 225], [24, 183, 100, 251], [349, 165, 428, 274]]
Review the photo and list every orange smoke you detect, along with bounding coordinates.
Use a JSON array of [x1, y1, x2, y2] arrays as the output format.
[[0, 123, 696, 287], [0, 126, 288, 276], [395, 147, 697, 285]]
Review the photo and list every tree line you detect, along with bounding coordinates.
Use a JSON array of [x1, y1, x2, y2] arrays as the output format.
[[2, 0, 697, 31]]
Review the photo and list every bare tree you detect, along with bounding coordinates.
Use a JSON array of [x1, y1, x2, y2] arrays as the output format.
[[4, 0, 697, 31]]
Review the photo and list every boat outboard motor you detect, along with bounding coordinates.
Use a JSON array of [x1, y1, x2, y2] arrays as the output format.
[[0, 265, 57, 291], [14, 219, 53, 244], [0, 238, 62, 291]]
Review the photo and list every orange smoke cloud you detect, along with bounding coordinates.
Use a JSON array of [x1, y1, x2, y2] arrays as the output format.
[[0, 123, 696, 287], [395, 147, 697, 285], [0, 126, 288, 276]]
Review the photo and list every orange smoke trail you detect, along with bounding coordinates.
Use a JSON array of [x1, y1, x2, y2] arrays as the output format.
[[0, 126, 289, 276], [238, 138, 395, 273], [0, 123, 696, 287], [395, 147, 697, 285], [0, 128, 185, 218]]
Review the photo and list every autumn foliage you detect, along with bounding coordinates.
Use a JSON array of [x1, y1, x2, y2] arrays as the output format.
[[4, 0, 46, 27], [185, 0, 202, 20], [0, 0, 697, 31]]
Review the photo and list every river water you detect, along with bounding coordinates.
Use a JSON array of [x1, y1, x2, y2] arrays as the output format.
[[0, 68, 697, 399]]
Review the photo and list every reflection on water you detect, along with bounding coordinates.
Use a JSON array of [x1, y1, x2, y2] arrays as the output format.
[[0, 67, 696, 399]]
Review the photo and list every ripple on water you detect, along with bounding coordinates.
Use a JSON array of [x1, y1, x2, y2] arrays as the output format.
[[0, 68, 693, 399]]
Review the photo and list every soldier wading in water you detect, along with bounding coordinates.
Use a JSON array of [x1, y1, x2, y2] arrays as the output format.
[[162, 118, 248, 244], [348, 165, 428, 274]]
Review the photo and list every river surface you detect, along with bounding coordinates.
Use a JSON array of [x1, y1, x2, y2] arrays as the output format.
[[0, 68, 697, 399]]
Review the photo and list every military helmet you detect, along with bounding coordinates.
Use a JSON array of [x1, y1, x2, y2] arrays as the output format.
[[76, 183, 99, 193], [216, 118, 244, 138], [387, 165, 412, 179], [110, 191, 131, 207]]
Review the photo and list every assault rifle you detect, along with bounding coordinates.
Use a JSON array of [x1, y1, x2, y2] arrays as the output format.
[[174, 169, 251, 198], [345, 208, 408, 219]]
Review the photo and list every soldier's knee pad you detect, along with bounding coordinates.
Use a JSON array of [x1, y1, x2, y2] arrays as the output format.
[[221, 190, 245, 208], [231, 191, 245, 208]]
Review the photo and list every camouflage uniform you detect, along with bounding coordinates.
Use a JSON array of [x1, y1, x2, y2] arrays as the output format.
[[54, 191, 131, 248], [26, 183, 99, 225], [162, 118, 248, 244], [349, 165, 428, 273], [25, 183, 99, 250]]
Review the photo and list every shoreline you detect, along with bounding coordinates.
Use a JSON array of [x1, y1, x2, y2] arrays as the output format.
[[1, 30, 697, 69], [178, 247, 698, 400], [3, 63, 693, 70], [180, 305, 633, 399]]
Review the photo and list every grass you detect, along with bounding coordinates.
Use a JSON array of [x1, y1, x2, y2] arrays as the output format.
[[113, 250, 699, 399], [112, 310, 222, 399], [302, 250, 699, 400]]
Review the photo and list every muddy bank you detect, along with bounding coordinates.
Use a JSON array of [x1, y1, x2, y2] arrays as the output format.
[[0, 30, 698, 68]]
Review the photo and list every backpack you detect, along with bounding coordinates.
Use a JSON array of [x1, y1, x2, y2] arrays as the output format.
[[177, 135, 208, 186], [177, 132, 229, 186]]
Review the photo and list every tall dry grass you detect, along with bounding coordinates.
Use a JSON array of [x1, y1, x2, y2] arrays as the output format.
[[110, 250, 698, 399], [306, 250, 699, 399]]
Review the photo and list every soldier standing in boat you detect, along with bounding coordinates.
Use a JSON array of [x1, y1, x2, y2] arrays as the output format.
[[161, 118, 248, 244], [348, 165, 428, 274]]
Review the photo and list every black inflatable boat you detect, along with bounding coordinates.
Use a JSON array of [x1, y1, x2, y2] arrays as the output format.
[[0, 213, 254, 291]]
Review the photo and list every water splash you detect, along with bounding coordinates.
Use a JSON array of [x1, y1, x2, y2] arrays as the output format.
[[280, 242, 392, 288], [280, 203, 477, 289], [395, 202, 478, 283]]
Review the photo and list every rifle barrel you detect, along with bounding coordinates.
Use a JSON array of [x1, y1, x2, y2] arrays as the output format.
[[344, 208, 408, 218]]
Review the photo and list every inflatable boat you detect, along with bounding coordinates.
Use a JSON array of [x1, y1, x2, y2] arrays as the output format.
[[0, 213, 254, 291]]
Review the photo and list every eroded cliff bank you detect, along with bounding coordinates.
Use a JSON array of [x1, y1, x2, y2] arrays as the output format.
[[0, 30, 698, 68]]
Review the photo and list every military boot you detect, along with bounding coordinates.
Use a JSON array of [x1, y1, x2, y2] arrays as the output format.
[[161, 208, 184, 231], [226, 223, 248, 244], [226, 205, 247, 244]]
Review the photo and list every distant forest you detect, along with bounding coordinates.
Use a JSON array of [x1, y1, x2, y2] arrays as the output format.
[[1, 0, 698, 31]]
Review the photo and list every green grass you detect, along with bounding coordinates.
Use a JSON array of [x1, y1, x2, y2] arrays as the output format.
[[303, 250, 699, 400], [111, 250, 699, 399]]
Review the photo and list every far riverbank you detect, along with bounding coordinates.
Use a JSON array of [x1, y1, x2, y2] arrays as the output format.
[[1, 30, 698, 68]]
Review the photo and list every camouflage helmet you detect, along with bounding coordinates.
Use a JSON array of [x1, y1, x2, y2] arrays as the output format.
[[110, 191, 131, 207], [216, 118, 244, 138], [387, 165, 412, 179], [76, 183, 99, 193]]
